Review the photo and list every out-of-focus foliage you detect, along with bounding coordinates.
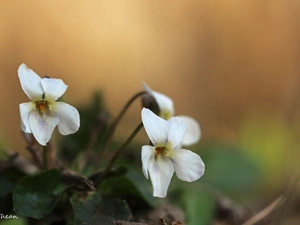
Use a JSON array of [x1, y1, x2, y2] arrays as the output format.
[[238, 113, 295, 189], [200, 143, 260, 196], [0, 218, 26, 225], [0, 92, 158, 225], [183, 189, 215, 225], [70, 192, 130, 225], [1, 91, 299, 225], [99, 167, 156, 209], [167, 141, 261, 225], [13, 169, 67, 219], [59, 92, 108, 164], [0, 168, 25, 199]]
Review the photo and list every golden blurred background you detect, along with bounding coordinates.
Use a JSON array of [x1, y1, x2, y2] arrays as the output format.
[[1, 1, 300, 194]]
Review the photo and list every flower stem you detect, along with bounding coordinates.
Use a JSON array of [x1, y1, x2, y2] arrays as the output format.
[[43, 146, 48, 170], [101, 91, 146, 151], [94, 122, 143, 186]]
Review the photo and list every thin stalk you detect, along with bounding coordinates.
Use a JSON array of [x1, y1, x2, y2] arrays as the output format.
[[94, 122, 143, 186], [43, 146, 48, 170], [78, 113, 108, 172], [101, 91, 146, 151]]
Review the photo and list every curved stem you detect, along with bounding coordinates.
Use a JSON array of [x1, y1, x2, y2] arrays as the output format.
[[94, 122, 143, 186], [101, 91, 146, 151]]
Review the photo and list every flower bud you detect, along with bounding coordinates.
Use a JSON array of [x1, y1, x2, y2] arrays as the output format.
[[141, 92, 160, 116]]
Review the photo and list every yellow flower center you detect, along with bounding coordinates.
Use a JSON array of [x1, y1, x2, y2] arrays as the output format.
[[155, 146, 170, 158], [159, 110, 172, 120], [36, 100, 48, 114]]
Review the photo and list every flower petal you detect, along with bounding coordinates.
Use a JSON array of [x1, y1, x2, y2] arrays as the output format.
[[171, 149, 205, 182], [148, 155, 174, 198], [19, 102, 35, 133], [167, 117, 186, 148], [142, 82, 175, 119], [18, 64, 43, 101], [53, 102, 80, 135], [41, 78, 68, 102], [28, 109, 59, 146], [141, 108, 168, 146], [178, 115, 201, 146], [141, 145, 155, 179]]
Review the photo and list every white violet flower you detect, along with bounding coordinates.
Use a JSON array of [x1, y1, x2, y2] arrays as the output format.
[[18, 63, 80, 146], [141, 108, 205, 198], [143, 82, 201, 146]]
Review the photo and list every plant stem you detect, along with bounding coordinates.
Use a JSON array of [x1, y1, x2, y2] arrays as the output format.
[[43, 146, 48, 170], [101, 91, 146, 152], [78, 112, 108, 172], [94, 122, 143, 186]]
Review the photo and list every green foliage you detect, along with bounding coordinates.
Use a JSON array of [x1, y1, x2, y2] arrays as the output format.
[[0, 217, 26, 225], [1, 90, 270, 225], [70, 192, 130, 225], [59, 91, 108, 163], [0, 168, 25, 198], [100, 167, 156, 209], [200, 143, 260, 196], [183, 189, 215, 225], [237, 114, 293, 187], [13, 169, 67, 219]]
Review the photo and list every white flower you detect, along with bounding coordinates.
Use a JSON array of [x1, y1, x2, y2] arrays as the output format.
[[141, 108, 205, 198], [18, 63, 80, 146], [142, 82, 201, 146]]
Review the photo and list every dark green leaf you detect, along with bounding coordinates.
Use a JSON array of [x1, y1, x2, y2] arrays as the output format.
[[0, 167, 25, 198], [101, 168, 156, 209], [13, 169, 67, 219], [70, 192, 130, 225]]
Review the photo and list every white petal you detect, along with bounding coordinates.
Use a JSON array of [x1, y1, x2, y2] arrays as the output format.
[[141, 108, 168, 146], [18, 64, 43, 101], [171, 149, 205, 182], [141, 145, 155, 179], [41, 78, 68, 102], [53, 102, 80, 135], [19, 102, 35, 133], [142, 82, 175, 119], [28, 109, 59, 146], [178, 116, 201, 146], [167, 117, 186, 148], [148, 155, 174, 198]]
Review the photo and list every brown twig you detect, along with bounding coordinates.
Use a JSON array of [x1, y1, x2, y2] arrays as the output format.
[[22, 131, 43, 168], [241, 195, 285, 225], [3, 148, 39, 174]]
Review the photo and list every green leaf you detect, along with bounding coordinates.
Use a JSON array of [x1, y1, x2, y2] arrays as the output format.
[[183, 189, 215, 225], [200, 144, 260, 196], [0, 167, 25, 198], [13, 169, 67, 219], [70, 192, 130, 225], [101, 168, 156, 209]]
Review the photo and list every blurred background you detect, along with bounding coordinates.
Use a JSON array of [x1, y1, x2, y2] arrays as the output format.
[[1, 0, 300, 224]]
